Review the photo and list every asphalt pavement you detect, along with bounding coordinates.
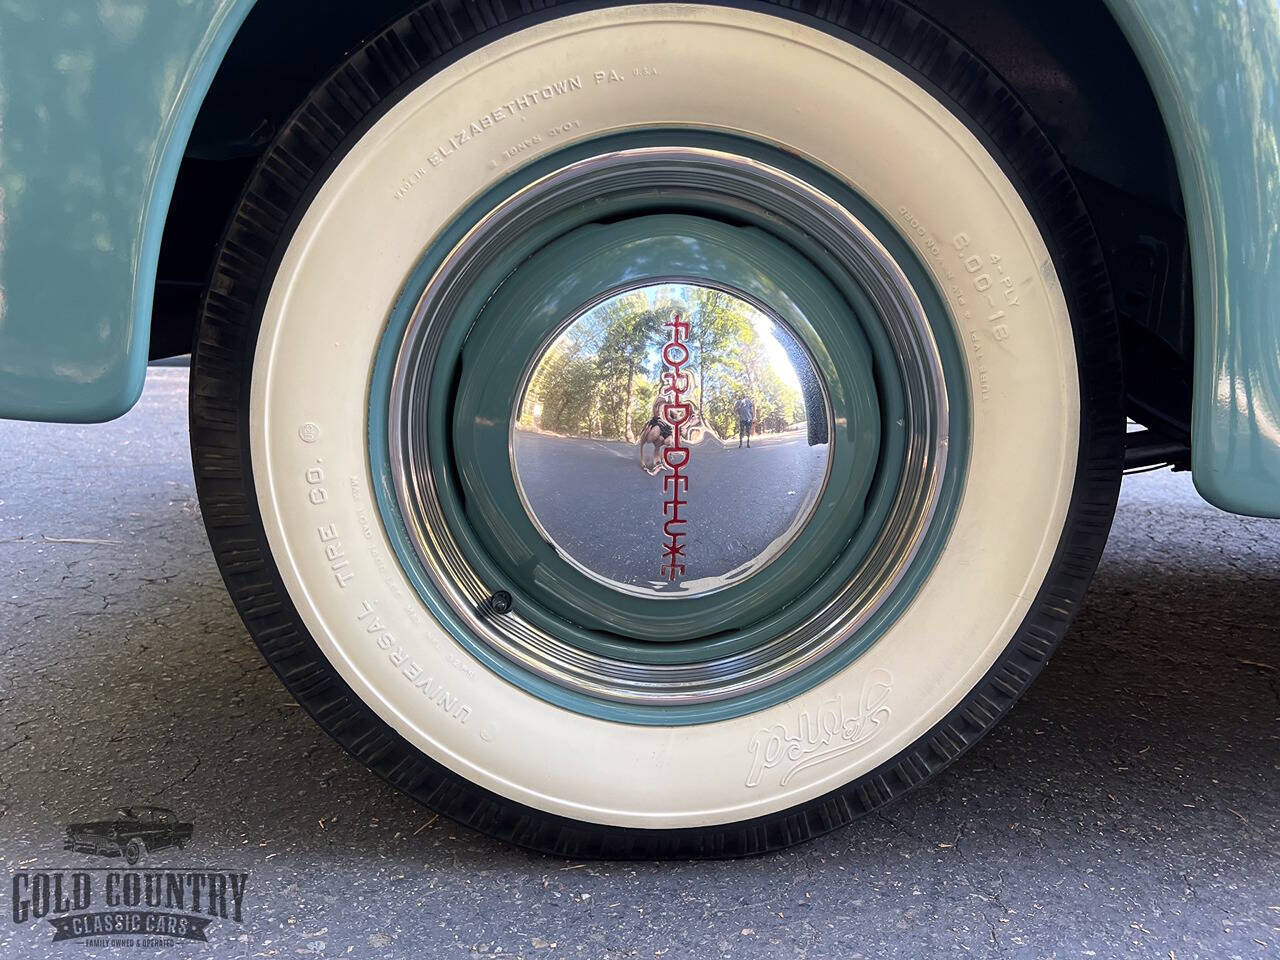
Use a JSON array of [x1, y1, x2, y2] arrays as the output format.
[[0, 365, 1276, 959]]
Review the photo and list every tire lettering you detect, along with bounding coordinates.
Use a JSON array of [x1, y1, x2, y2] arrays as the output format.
[[355, 601, 471, 723], [316, 523, 354, 588], [745, 670, 893, 788]]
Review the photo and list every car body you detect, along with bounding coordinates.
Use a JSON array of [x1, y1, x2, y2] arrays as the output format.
[[64, 807, 193, 862], [4, 0, 1278, 857], [0, 0, 1277, 516]]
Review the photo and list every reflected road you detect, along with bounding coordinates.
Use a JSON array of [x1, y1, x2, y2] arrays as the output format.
[[513, 427, 828, 592]]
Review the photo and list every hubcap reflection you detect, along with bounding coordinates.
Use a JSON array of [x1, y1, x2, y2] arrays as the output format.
[[512, 283, 832, 599]]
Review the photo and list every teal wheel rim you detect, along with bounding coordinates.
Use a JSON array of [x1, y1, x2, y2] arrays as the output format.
[[368, 130, 969, 724]]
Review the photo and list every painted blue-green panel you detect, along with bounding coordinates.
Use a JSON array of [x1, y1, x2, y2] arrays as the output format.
[[1104, 0, 1280, 517], [0, 0, 254, 422]]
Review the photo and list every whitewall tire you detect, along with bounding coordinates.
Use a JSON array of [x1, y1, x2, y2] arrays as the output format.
[[191, 0, 1123, 856]]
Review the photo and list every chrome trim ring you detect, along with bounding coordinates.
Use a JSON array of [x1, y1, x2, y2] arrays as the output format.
[[387, 146, 949, 706]]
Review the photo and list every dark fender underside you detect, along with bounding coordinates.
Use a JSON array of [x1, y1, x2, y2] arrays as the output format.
[[154, 0, 1193, 448]]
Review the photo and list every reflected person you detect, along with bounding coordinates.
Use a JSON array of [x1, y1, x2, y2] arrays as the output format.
[[639, 398, 673, 475], [734, 395, 754, 449]]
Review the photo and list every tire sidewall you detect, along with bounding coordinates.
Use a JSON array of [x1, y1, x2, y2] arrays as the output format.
[[192, 0, 1123, 855]]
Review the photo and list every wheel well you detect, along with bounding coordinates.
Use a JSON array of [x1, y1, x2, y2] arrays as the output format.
[[154, 0, 1192, 442]]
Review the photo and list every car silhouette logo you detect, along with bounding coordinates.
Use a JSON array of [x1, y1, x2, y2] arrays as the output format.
[[63, 806, 192, 866]]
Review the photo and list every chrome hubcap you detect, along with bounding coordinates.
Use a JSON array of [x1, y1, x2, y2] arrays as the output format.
[[512, 282, 833, 599]]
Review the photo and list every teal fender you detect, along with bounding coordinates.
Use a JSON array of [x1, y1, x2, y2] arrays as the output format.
[[0, 1, 1278, 516], [1104, 0, 1280, 517], [0, 0, 254, 422]]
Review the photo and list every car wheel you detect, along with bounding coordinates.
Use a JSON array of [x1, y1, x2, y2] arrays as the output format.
[[191, 0, 1123, 857], [123, 838, 145, 866]]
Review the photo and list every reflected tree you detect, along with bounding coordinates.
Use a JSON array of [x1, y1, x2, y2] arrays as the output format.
[[520, 284, 807, 443]]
